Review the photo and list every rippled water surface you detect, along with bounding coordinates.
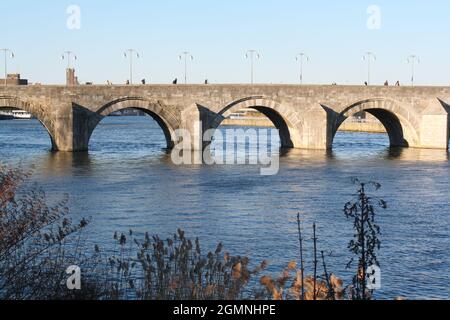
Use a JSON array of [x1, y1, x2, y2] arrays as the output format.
[[1, 117, 449, 300]]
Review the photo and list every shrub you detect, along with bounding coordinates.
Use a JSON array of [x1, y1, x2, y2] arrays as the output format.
[[0, 165, 89, 299], [344, 179, 386, 300], [97, 229, 266, 300]]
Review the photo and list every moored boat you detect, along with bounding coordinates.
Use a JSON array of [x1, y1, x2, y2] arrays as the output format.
[[12, 110, 33, 119], [0, 111, 14, 120]]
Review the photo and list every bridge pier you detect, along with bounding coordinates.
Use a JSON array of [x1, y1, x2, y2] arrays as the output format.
[[418, 114, 449, 149], [297, 108, 330, 150], [70, 103, 103, 152], [416, 99, 449, 149]]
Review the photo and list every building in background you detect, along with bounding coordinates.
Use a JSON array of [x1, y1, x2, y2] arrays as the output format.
[[66, 68, 79, 86], [0, 74, 28, 85]]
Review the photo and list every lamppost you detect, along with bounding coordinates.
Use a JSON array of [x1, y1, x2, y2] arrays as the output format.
[[245, 50, 260, 85], [295, 53, 309, 85], [362, 52, 376, 85], [1, 49, 14, 86], [179, 52, 194, 84], [61, 51, 77, 69], [124, 49, 140, 84], [407, 55, 420, 87]]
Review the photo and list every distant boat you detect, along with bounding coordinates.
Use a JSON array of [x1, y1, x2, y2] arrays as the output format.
[[0, 110, 33, 120], [109, 109, 145, 117], [0, 111, 14, 120], [11, 110, 33, 119]]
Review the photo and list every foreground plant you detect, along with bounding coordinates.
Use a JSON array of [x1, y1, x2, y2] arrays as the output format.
[[101, 229, 267, 300], [344, 179, 386, 300], [258, 217, 345, 300], [0, 165, 89, 299]]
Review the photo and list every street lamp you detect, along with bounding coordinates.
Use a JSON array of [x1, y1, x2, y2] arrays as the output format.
[[295, 53, 309, 85], [61, 51, 77, 69], [124, 49, 140, 84], [407, 55, 420, 87], [179, 52, 194, 84], [362, 52, 376, 85], [245, 50, 261, 85], [1, 49, 14, 86]]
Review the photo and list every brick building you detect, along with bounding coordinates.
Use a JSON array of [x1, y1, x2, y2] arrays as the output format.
[[0, 74, 28, 85]]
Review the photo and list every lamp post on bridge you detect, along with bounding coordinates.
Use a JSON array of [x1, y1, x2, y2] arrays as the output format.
[[245, 50, 261, 85], [362, 52, 376, 85], [124, 49, 140, 85], [179, 52, 194, 85], [295, 53, 309, 85], [407, 55, 420, 87], [1, 48, 14, 87], [61, 51, 77, 69]]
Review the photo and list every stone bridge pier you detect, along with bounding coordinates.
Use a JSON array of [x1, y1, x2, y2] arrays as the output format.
[[0, 85, 449, 153]]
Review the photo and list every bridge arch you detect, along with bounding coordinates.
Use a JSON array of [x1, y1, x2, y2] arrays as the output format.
[[0, 96, 57, 150], [210, 97, 304, 148], [89, 97, 181, 149], [333, 98, 421, 148]]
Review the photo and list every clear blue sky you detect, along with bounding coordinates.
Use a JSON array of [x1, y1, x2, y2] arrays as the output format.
[[1, 0, 449, 85]]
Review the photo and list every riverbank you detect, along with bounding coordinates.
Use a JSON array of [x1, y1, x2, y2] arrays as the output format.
[[222, 118, 386, 133], [338, 120, 386, 133]]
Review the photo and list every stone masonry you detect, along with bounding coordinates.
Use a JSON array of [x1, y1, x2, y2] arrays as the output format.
[[0, 84, 448, 152]]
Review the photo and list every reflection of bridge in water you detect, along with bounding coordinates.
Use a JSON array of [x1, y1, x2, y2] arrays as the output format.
[[0, 85, 449, 152], [21, 147, 450, 178]]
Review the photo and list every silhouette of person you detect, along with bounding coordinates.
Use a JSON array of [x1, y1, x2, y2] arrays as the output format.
[[126, 80, 130, 85], [205, 79, 209, 85], [395, 81, 400, 86], [384, 80, 389, 86], [173, 78, 178, 85], [141, 79, 146, 85]]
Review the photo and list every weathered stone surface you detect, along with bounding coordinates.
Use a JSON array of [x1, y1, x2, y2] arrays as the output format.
[[0, 84, 448, 151]]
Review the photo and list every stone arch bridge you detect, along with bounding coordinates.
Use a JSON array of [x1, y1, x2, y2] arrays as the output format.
[[0, 85, 449, 151]]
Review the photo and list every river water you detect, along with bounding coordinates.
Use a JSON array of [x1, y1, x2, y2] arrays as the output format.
[[0, 116, 449, 300]]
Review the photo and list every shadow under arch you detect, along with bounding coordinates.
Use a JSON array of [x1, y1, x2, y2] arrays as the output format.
[[0, 96, 57, 150], [333, 98, 421, 148], [89, 97, 180, 150], [210, 96, 303, 149]]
